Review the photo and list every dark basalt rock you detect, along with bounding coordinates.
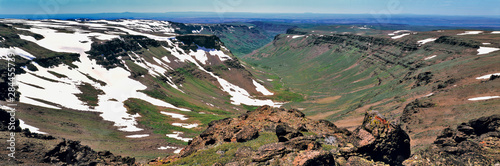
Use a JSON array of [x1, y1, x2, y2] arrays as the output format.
[[43, 139, 136, 165], [434, 36, 481, 48], [176, 34, 222, 50], [403, 114, 500, 166], [276, 123, 303, 142], [349, 112, 411, 165]]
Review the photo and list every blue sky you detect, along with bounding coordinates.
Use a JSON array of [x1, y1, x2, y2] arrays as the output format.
[[0, 0, 499, 16]]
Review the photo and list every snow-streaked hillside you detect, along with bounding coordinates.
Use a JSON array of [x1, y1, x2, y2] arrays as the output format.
[[0, 19, 281, 133]]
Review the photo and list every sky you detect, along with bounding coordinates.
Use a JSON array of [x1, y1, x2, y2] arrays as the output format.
[[0, 0, 499, 16]]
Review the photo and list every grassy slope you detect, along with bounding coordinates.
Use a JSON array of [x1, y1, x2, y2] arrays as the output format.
[[244, 28, 500, 152]]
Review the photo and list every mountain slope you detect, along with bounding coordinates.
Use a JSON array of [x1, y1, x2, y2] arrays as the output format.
[[244, 27, 500, 151], [0, 19, 283, 162]]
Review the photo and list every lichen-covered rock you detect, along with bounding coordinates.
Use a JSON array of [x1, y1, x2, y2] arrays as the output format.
[[349, 111, 411, 165], [252, 143, 287, 162]]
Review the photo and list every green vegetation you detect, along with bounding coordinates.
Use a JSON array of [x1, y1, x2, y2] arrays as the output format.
[[75, 83, 104, 107], [241, 104, 259, 111], [243, 33, 437, 120], [166, 132, 278, 166], [124, 99, 225, 145]]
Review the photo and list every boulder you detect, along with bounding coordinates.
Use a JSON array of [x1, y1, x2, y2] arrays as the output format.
[[350, 112, 411, 165], [293, 150, 335, 166], [252, 143, 287, 162], [276, 123, 303, 142]]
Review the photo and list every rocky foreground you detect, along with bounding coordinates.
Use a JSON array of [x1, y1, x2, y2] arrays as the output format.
[[1, 106, 499, 166], [0, 108, 137, 166], [152, 106, 500, 166]]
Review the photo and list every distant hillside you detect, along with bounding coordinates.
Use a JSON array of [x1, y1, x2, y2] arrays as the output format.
[[244, 26, 500, 152]]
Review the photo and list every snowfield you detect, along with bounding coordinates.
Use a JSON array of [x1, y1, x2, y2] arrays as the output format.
[[12, 20, 190, 132], [2, 19, 282, 135], [0, 47, 36, 60]]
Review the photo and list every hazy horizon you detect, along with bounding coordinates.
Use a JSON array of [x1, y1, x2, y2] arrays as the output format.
[[0, 0, 499, 16]]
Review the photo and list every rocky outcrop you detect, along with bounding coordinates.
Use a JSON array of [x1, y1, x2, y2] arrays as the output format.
[[276, 123, 303, 142], [434, 36, 481, 48], [155, 106, 411, 166], [43, 139, 136, 166], [403, 114, 500, 165], [176, 34, 222, 50], [348, 112, 411, 165], [400, 99, 434, 132]]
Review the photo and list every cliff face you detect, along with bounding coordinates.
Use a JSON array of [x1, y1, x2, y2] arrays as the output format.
[[153, 106, 411, 166]]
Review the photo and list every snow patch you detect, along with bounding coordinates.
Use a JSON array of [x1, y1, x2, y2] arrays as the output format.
[[491, 31, 500, 34], [417, 38, 437, 45], [158, 146, 177, 150], [477, 47, 500, 55], [292, 35, 304, 39], [160, 111, 188, 120], [163, 45, 281, 107], [388, 30, 410, 36], [172, 123, 199, 129], [391, 33, 410, 39], [424, 55, 437, 60], [125, 134, 150, 138], [476, 73, 500, 79], [19, 119, 47, 134], [253, 80, 273, 95], [468, 96, 500, 101], [0, 104, 14, 111], [174, 148, 183, 154], [166, 131, 192, 142], [457, 31, 483, 35]]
